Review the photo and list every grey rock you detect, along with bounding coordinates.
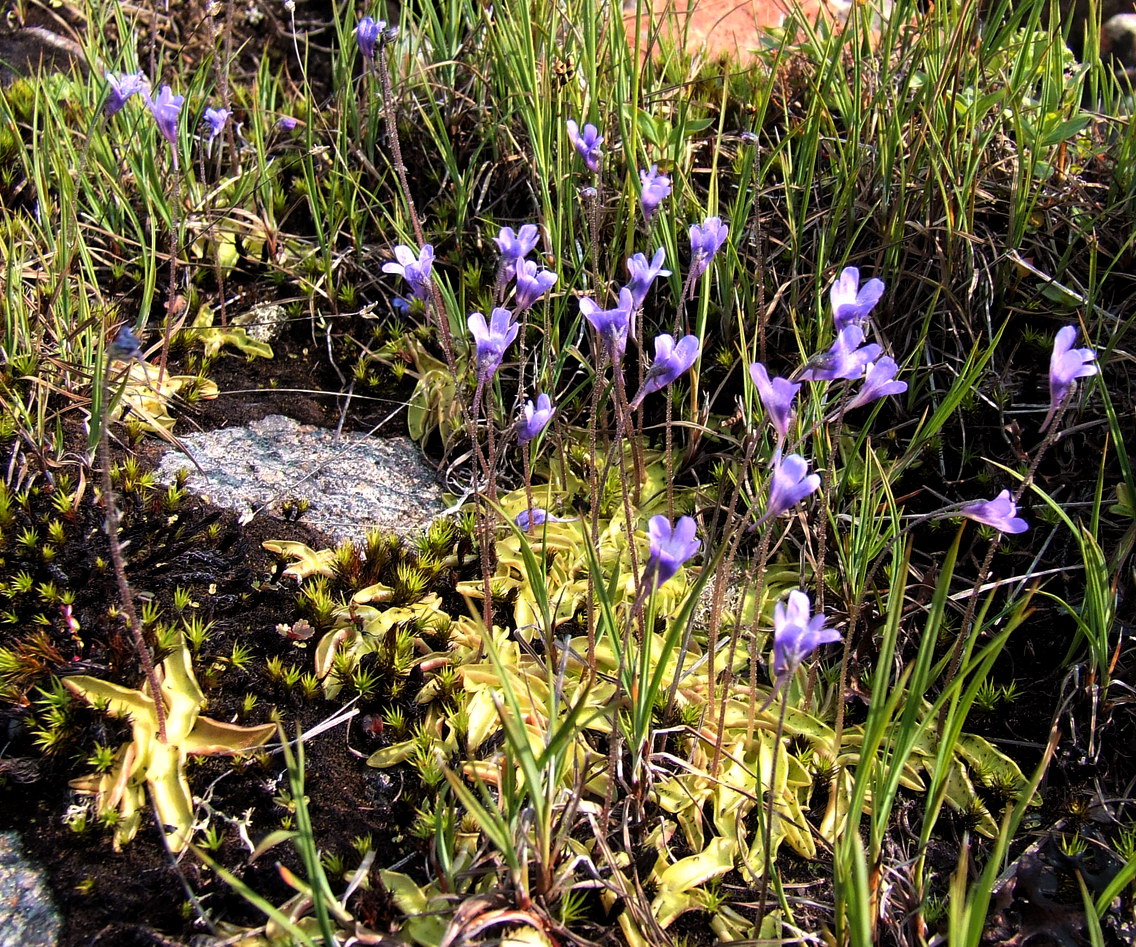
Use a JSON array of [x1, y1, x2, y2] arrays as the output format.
[[157, 415, 446, 543], [1104, 14, 1136, 73], [0, 832, 60, 947]]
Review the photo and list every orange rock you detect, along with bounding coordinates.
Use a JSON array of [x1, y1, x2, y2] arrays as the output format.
[[622, 0, 853, 61]]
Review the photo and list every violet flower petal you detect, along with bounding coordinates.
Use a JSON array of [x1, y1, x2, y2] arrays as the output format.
[[467, 306, 519, 382], [960, 490, 1029, 534], [765, 452, 820, 519], [641, 515, 701, 592], [639, 165, 672, 222], [845, 356, 907, 410], [630, 333, 701, 408], [772, 590, 841, 681], [830, 267, 885, 331], [748, 362, 800, 442], [1042, 325, 1098, 432], [518, 393, 555, 445], [689, 216, 728, 280]]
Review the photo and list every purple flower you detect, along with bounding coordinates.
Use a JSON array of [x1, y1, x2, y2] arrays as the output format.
[[624, 248, 670, 310], [960, 490, 1029, 534], [147, 85, 184, 145], [203, 106, 229, 143], [109, 325, 144, 360], [515, 508, 575, 530], [639, 165, 672, 222], [689, 217, 728, 279], [799, 325, 882, 382], [630, 334, 701, 409], [845, 356, 907, 410], [104, 71, 147, 117], [748, 362, 800, 442], [765, 452, 820, 519], [494, 224, 540, 280], [356, 17, 384, 63], [566, 119, 603, 172], [772, 590, 841, 682], [382, 244, 434, 301], [518, 393, 555, 445], [277, 115, 299, 131], [830, 267, 885, 331], [513, 260, 557, 312], [467, 307, 519, 382], [580, 287, 634, 364], [1043, 325, 1098, 432], [641, 515, 701, 592]]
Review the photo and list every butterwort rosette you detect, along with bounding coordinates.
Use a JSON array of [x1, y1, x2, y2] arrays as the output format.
[[689, 216, 728, 280], [518, 393, 555, 446], [513, 260, 557, 313], [1042, 324, 1098, 432], [772, 590, 841, 683], [765, 451, 821, 519], [147, 85, 184, 145], [566, 119, 603, 172], [830, 267, 885, 331], [467, 307, 519, 382], [104, 71, 147, 117], [799, 325, 881, 382], [624, 248, 670, 311], [960, 490, 1029, 534], [494, 224, 540, 280], [580, 288, 634, 364], [639, 165, 672, 222], [640, 515, 701, 593], [382, 244, 434, 301], [748, 362, 800, 443], [630, 333, 701, 409], [845, 356, 907, 410]]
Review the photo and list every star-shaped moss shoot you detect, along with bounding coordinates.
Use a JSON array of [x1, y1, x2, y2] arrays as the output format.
[[65, 643, 275, 852]]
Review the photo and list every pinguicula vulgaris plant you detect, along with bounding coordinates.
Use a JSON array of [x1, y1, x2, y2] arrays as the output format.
[[36, 11, 1115, 938]]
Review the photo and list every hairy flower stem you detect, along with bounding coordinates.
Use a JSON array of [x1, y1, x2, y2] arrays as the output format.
[[521, 447, 536, 535], [98, 368, 166, 744], [204, 0, 236, 175], [584, 184, 602, 299], [468, 380, 494, 632], [665, 436, 757, 719], [596, 376, 645, 516], [155, 150, 182, 382], [940, 395, 1070, 698], [815, 398, 850, 616], [757, 693, 790, 917], [377, 39, 456, 371], [712, 528, 772, 776], [753, 189, 768, 367], [612, 374, 642, 589], [586, 367, 603, 667], [377, 43, 422, 247], [802, 399, 848, 709], [221, 0, 235, 157], [665, 394, 675, 521]]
